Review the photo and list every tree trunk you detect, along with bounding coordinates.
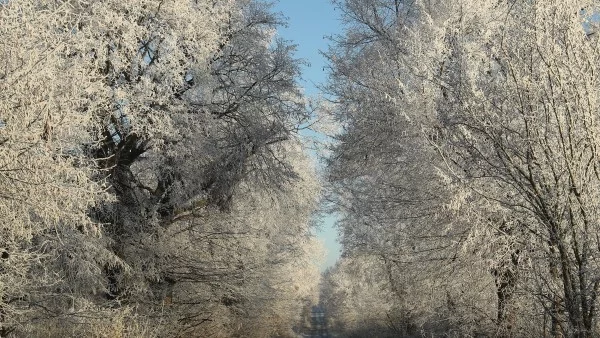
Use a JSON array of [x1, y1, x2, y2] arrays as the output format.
[[493, 250, 519, 336]]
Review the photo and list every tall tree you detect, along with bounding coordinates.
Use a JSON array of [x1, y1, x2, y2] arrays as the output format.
[[323, 0, 600, 336], [1, 0, 322, 336], [436, 1, 600, 335]]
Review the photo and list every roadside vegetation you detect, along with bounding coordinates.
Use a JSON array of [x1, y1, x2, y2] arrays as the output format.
[[0, 1, 321, 336]]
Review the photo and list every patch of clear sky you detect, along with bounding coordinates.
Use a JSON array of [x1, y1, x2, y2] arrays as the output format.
[[272, 0, 342, 271]]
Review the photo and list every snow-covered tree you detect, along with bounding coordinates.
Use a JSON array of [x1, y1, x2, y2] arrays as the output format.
[[1, 0, 321, 336], [323, 0, 600, 336]]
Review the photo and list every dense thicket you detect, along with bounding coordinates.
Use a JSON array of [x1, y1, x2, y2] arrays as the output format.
[[0, 0, 321, 337], [322, 0, 600, 337]]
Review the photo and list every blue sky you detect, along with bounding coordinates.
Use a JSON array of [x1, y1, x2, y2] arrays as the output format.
[[273, 0, 340, 97], [272, 0, 342, 270]]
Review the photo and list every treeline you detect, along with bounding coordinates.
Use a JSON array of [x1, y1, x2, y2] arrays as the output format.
[[0, 0, 321, 337], [321, 0, 600, 337]]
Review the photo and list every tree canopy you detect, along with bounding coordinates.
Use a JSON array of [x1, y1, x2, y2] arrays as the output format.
[[0, 0, 322, 336], [321, 0, 600, 337]]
